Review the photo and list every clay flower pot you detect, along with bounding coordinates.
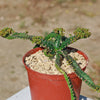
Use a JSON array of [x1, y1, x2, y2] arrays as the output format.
[[23, 47, 88, 100]]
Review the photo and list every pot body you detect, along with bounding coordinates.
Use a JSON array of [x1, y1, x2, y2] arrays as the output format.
[[23, 47, 88, 100]]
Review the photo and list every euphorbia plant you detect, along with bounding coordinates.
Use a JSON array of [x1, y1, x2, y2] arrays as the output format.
[[0, 27, 100, 100]]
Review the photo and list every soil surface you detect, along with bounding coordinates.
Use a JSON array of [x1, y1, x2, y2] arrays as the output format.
[[25, 49, 87, 74], [0, 0, 100, 100]]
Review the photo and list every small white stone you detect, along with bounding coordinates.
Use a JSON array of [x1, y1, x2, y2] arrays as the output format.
[[25, 50, 87, 75]]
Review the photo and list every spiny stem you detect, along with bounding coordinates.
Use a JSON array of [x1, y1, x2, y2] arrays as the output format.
[[0, 28, 43, 44], [60, 27, 91, 50], [60, 36, 77, 50], [55, 51, 76, 100], [63, 50, 100, 92], [7, 32, 33, 41]]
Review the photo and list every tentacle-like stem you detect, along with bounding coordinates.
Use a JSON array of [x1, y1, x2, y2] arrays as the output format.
[[63, 50, 100, 92], [0, 27, 43, 44], [60, 27, 91, 50], [60, 36, 77, 50], [55, 51, 76, 100], [7, 32, 33, 40]]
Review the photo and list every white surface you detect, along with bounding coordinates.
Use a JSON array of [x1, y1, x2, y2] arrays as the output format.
[[7, 86, 93, 100], [7, 86, 31, 100]]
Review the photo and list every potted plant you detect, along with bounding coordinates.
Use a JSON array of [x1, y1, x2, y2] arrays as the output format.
[[0, 27, 100, 100]]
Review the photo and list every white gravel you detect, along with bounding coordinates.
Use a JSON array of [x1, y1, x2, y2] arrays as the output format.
[[25, 50, 87, 75]]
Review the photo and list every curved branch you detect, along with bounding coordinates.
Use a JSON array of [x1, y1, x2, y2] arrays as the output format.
[[55, 51, 76, 100], [63, 50, 100, 92]]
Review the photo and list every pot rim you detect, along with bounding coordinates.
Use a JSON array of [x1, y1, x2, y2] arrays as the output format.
[[23, 47, 88, 78]]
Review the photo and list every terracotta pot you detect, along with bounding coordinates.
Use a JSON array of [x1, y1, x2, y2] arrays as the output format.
[[23, 47, 88, 100]]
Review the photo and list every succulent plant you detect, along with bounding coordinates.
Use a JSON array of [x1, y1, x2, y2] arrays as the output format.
[[0, 27, 100, 100]]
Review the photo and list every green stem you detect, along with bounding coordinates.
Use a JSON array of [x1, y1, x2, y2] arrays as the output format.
[[55, 51, 76, 100], [63, 50, 100, 92], [60, 36, 77, 50], [6, 32, 33, 41]]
